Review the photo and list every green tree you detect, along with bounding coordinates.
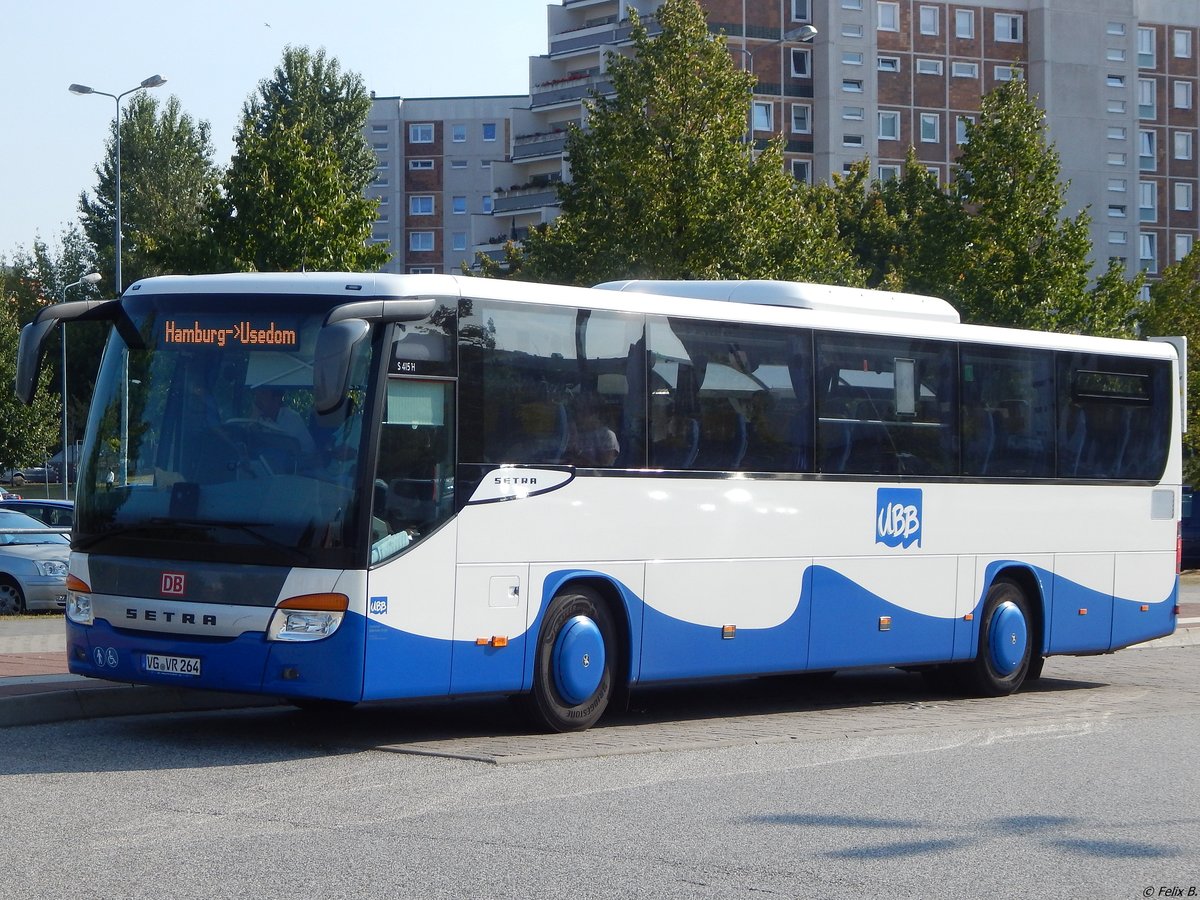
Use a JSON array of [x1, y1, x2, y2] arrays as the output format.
[[948, 76, 1138, 336], [500, 0, 860, 286], [79, 93, 221, 290], [0, 280, 64, 471], [213, 46, 388, 272], [0, 227, 105, 455]]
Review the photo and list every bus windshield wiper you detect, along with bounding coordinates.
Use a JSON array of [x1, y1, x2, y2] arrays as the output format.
[[151, 517, 308, 561]]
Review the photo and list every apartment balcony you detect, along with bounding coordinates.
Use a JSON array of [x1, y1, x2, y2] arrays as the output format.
[[531, 69, 614, 109], [550, 14, 660, 55], [512, 129, 570, 161], [494, 189, 561, 215]]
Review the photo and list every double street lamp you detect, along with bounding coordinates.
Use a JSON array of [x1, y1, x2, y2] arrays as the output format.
[[60, 273, 101, 499], [69, 74, 166, 488], [68, 74, 167, 294]]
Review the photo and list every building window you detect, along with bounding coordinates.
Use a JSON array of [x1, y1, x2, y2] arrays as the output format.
[[791, 0, 811, 21], [842, 51, 863, 66], [916, 59, 943, 76], [956, 115, 973, 145], [409, 123, 434, 143], [1176, 131, 1194, 160], [409, 231, 434, 252], [843, 134, 865, 148], [409, 159, 434, 170], [793, 48, 813, 76], [842, 79, 864, 93], [1109, 230, 1128, 244], [791, 159, 812, 183], [791, 103, 812, 134], [409, 195, 434, 215], [374, 160, 389, 171], [1175, 182, 1194, 211], [1175, 29, 1193, 59], [1140, 233, 1158, 272], [842, 0, 862, 9], [371, 123, 388, 133], [1107, 126, 1127, 140], [1106, 48, 1126, 62], [1137, 27, 1156, 67], [997, 66, 1025, 82], [955, 10, 974, 39], [878, 56, 901, 72], [842, 23, 864, 38], [920, 113, 940, 143], [1107, 22, 1127, 36], [919, 6, 939, 35], [1108, 178, 1128, 192], [481, 159, 492, 169], [452, 196, 467, 215], [1139, 181, 1157, 220], [1107, 152, 1128, 166], [1107, 204, 1127, 218], [842, 106, 865, 120], [451, 159, 468, 169], [482, 123, 497, 142], [452, 232, 468, 252], [1139, 130, 1157, 169], [1107, 99, 1127, 114], [1107, 74, 1126, 88], [995, 13, 1023, 43], [878, 2, 899, 32], [752, 101, 773, 131], [879, 110, 900, 140], [1177, 234, 1195, 261], [878, 165, 901, 181], [1175, 81, 1194, 109], [1138, 79, 1156, 118], [451, 124, 467, 143], [482, 196, 494, 214], [952, 61, 979, 78]]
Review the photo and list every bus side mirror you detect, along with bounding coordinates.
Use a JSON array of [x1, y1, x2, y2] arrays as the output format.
[[313, 318, 371, 415], [14, 319, 59, 405]]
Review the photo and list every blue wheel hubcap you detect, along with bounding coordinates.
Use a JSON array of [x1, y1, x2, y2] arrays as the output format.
[[989, 600, 1028, 676], [553, 615, 605, 705]]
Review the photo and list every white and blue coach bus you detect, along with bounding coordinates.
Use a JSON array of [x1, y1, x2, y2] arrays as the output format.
[[15, 273, 1183, 731]]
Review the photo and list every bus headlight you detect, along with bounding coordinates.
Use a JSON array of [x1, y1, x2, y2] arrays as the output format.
[[65, 574, 94, 625], [267, 593, 349, 642]]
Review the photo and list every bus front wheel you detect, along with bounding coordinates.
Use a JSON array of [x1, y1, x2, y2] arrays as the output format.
[[967, 578, 1032, 697], [527, 586, 615, 732]]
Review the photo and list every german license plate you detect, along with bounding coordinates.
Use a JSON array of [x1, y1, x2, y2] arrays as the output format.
[[144, 654, 201, 676]]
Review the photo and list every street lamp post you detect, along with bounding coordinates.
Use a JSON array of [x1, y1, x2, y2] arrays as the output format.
[[736, 25, 818, 144], [69, 75, 165, 488], [60, 273, 101, 500], [68, 75, 166, 294]]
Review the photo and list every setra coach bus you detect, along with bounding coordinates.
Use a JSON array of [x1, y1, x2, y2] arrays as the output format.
[[15, 272, 1184, 731]]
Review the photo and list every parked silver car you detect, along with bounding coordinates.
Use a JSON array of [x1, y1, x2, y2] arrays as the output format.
[[0, 509, 69, 614]]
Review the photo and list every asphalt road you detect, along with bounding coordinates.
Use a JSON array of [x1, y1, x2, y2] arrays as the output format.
[[1, 645, 1197, 899]]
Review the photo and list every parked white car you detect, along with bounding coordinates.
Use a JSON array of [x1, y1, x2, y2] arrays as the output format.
[[0, 509, 69, 614]]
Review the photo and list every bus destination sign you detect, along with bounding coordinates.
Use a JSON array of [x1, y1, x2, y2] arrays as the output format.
[[163, 320, 298, 348]]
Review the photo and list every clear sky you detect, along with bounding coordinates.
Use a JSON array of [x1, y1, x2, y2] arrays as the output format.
[[0, 0, 551, 257]]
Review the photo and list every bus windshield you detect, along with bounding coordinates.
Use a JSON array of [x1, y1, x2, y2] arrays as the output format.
[[74, 294, 373, 569]]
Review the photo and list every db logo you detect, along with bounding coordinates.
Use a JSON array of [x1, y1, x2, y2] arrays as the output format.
[[876, 488, 923, 549], [161, 572, 186, 595]]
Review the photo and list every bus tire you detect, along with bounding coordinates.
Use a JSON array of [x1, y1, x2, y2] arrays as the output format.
[[527, 586, 615, 733], [967, 578, 1032, 697]]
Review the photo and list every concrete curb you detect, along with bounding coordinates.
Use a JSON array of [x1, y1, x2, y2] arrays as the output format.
[[0, 679, 282, 729]]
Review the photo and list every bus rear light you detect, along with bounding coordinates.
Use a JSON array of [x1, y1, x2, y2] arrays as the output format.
[[267, 593, 349, 642], [66, 575, 94, 626]]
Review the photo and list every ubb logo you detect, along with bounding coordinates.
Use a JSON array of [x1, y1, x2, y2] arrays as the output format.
[[876, 488, 922, 549]]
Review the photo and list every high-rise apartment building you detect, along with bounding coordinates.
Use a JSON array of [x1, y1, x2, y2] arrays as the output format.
[[367, 1, 1198, 277], [365, 95, 527, 274]]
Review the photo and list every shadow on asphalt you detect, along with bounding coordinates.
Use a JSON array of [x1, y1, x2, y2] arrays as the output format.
[[0, 663, 1108, 775]]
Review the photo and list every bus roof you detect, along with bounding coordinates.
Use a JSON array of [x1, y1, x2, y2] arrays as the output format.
[[596, 279, 961, 324]]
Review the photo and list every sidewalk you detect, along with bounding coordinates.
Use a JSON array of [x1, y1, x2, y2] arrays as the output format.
[[3, 595, 1199, 728]]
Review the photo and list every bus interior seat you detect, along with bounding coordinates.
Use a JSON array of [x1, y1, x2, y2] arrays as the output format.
[[504, 400, 570, 463], [652, 416, 700, 469]]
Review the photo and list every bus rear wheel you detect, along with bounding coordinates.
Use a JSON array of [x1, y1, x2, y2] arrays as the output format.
[[966, 578, 1032, 697], [527, 586, 615, 732]]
